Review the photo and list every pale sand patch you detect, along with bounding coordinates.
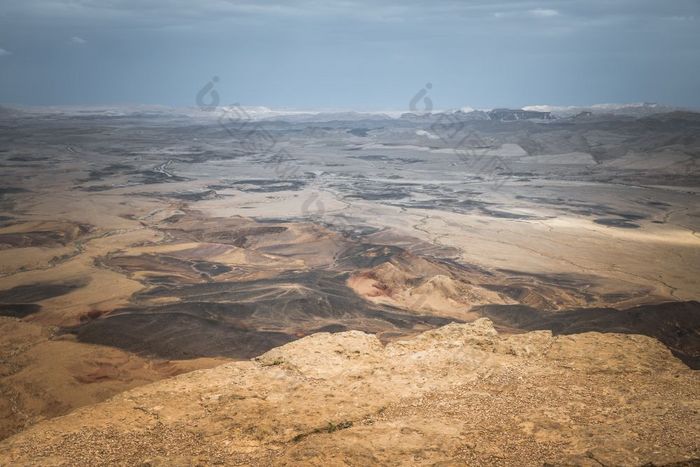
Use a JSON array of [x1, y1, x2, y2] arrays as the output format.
[[0, 246, 74, 275], [518, 152, 596, 165], [604, 150, 693, 170]]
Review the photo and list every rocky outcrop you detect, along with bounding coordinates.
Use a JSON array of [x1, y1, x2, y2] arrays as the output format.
[[347, 259, 513, 319], [1, 319, 697, 466]]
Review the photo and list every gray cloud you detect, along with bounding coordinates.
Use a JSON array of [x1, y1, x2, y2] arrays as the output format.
[[0, 0, 698, 108], [4, 0, 698, 23]]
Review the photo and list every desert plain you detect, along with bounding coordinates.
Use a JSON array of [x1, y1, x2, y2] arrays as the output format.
[[0, 104, 698, 465]]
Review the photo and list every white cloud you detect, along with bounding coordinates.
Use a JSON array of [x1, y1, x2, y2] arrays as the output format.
[[494, 8, 561, 20], [667, 15, 696, 21], [70, 36, 87, 44], [0, 48, 11, 56], [530, 8, 560, 18]]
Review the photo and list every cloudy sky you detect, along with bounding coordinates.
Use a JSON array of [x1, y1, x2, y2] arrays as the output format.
[[0, 0, 698, 110]]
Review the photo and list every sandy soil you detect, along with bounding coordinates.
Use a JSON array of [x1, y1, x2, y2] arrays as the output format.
[[0, 108, 698, 459]]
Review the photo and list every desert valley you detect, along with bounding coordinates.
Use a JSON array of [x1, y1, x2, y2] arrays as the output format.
[[0, 103, 697, 464]]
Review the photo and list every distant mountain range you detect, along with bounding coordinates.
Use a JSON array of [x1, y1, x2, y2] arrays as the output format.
[[0, 102, 695, 123]]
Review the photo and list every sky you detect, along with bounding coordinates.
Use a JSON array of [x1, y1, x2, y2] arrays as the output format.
[[0, 0, 699, 110]]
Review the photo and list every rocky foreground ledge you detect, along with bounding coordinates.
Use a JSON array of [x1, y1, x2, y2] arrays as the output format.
[[0, 319, 698, 466]]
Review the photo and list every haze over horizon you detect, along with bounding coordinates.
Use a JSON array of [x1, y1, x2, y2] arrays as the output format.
[[1, 0, 699, 110]]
